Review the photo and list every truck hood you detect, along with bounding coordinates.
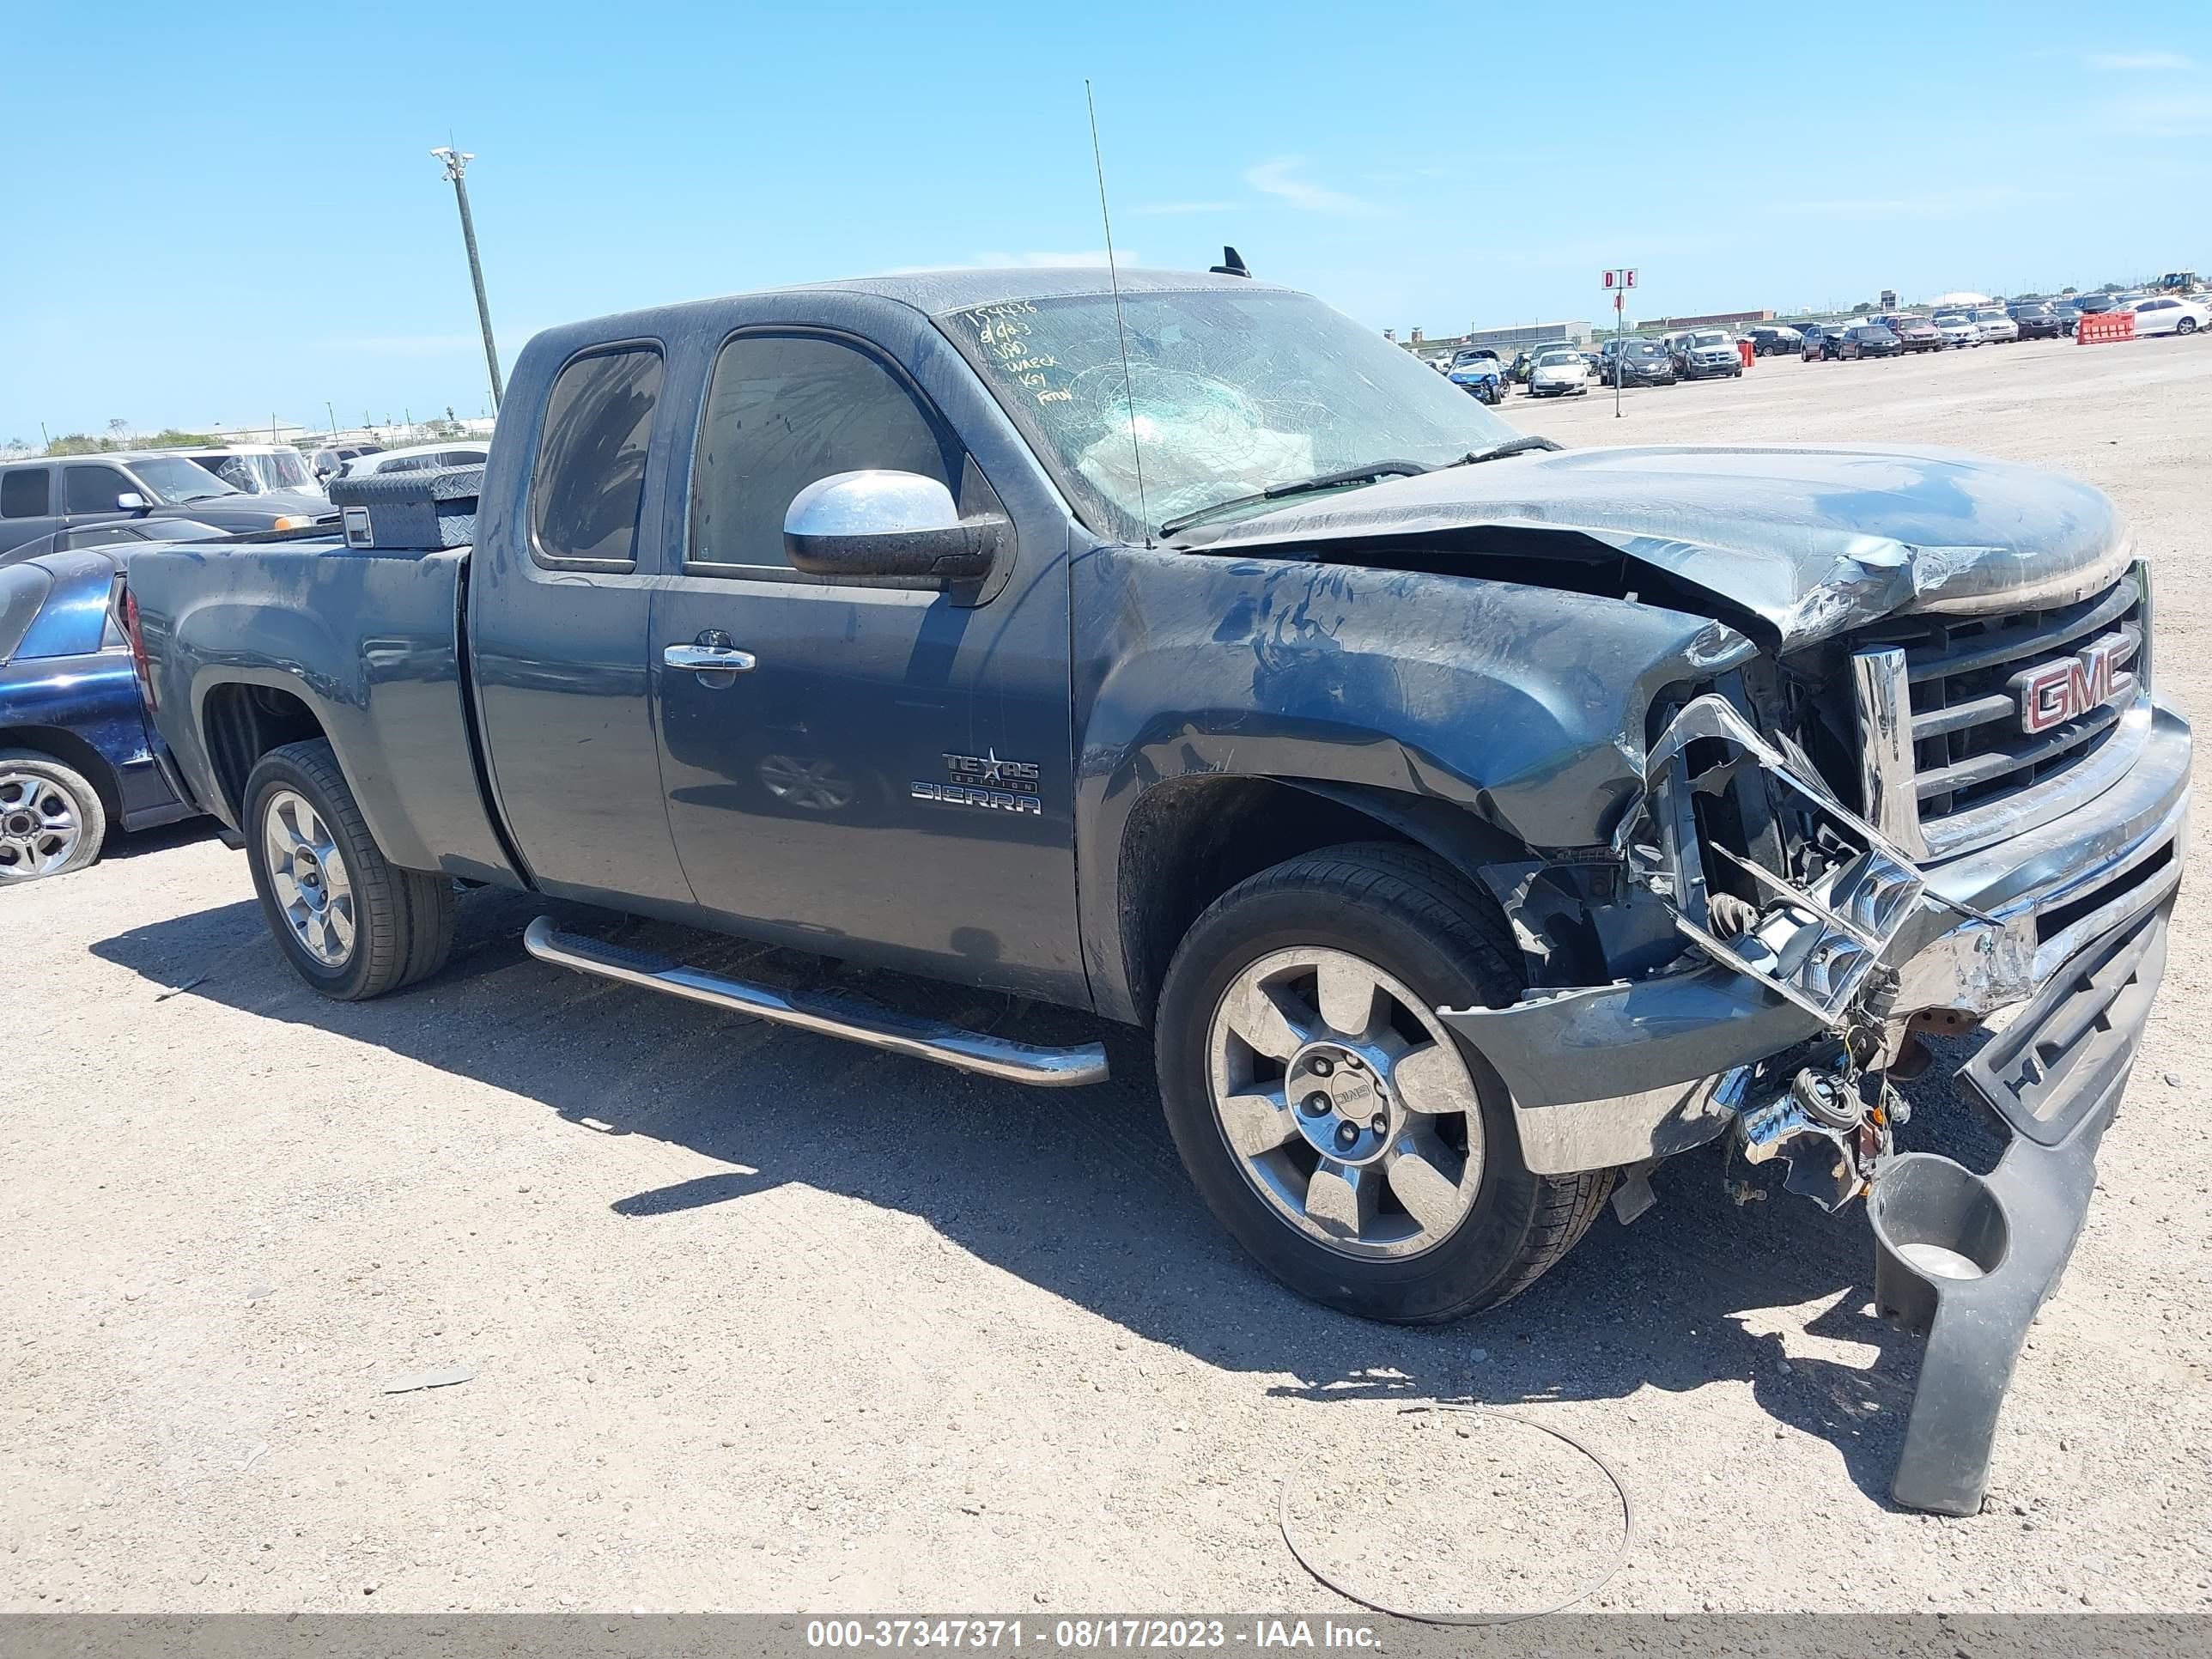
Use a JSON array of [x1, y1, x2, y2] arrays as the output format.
[[1186, 442, 2131, 647]]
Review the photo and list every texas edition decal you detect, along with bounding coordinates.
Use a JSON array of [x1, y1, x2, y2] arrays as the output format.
[[912, 751, 1043, 816]]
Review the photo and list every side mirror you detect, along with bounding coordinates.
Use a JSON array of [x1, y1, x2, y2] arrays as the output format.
[[116, 492, 149, 513], [782, 471, 1002, 586]]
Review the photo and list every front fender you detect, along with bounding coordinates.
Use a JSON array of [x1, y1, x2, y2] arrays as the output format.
[[1071, 544, 1754, 1018]]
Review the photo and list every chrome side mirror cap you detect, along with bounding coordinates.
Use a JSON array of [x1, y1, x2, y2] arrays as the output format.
[[782, 471, 1001, 586], [116, 492, 149, 512]]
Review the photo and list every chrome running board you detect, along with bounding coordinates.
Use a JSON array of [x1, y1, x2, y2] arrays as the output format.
[[522, 916, 1109, 1088]]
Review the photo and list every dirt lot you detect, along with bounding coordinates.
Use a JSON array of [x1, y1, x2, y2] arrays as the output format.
[[7, 335, 2210, 1617]]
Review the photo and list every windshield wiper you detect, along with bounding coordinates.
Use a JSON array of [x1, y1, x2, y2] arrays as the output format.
[[1158, 459, 1431, 538], [1447, 435, 1563, 466]]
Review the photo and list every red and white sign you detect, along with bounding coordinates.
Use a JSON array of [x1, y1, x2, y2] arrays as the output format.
[[1602, 268, 1638, 289]]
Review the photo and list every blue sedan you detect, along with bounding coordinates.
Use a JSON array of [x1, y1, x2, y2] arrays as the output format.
[[0, 544, 203, 881]]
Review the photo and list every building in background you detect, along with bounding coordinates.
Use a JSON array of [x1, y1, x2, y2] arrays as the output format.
[[1634, 307, 1774, 331], [1397, 319, 1594, 364]]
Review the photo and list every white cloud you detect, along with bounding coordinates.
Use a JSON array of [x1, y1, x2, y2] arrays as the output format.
[[2088, 51, 2196, 70], [1134, 200, 1235, 216], [1243, 157, 1376, 215]]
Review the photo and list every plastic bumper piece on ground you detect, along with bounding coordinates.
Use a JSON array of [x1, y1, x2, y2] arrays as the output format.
[[1871, 902, 2171, 1516]]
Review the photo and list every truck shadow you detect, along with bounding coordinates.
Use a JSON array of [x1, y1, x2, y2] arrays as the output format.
[[90, 885, 2001, 1510]]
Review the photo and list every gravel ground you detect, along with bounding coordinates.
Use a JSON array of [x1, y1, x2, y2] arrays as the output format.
[[5, 334, 2209, 1617]]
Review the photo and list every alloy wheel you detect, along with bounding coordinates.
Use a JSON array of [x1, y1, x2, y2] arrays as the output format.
[[263, 788, 356, 966], [0, 768, 81, 879], [1205, 946, 1484, 1260]]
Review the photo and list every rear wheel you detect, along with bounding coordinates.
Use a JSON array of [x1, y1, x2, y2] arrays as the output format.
[[2179, 318, 2199, 337], [243, 739, 454, 1000], [0, 750, 106, 884], [1156, 842, 1613, 1324]]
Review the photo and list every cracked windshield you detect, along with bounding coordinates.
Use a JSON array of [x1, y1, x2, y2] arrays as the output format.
[[944, 287, 1516, 540]]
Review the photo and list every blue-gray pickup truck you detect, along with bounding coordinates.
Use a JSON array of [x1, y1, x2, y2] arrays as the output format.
[[127, 267, 2189, 1516]]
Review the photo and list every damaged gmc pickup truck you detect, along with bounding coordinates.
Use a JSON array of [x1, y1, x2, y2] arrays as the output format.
[[127, 269, 2187, 1515]]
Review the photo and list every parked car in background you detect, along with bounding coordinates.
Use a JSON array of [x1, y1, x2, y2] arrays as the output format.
[[2072, 294, 2119, 315], [180, 445, 325, 499], [1837, 324, 1903, 359], [1746, 325, 1803, 356], [0, 453, 338, 558], [310, 443, 383, 483], [1875, 315, 1943, 353], [0, 517, 228, 568], [0, 546, 198, 880], [2123, 295, 2209, 337], [1970, 307, 2020, 343], [1670, 327, 1744, 380], [1446, 350, 1507, 404], [2049, 301, 2084, 337], [334, 441, 491, 480], [2008, 301, 2065, 341], [1526, 344, 1593, 397], [1930, 312, 1981, 348], [1798, 322, 1848, 360], [1601, 337, 1677, 386]]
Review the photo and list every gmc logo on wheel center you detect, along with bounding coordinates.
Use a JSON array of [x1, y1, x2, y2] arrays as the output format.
[[2014, 641, 2130, 734]]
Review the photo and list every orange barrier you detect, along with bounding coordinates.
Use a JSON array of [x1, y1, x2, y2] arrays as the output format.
[[1738, 338, 1756, 368], [2077, 311, 2136, 344]]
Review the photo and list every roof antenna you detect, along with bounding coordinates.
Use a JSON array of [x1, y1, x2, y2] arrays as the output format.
[[1085, 79, 1152, 548], [1210, 246, 1251, 278]]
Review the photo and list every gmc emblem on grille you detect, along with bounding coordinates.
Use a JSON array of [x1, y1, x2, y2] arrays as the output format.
[[2014, 641, 2124, 734]]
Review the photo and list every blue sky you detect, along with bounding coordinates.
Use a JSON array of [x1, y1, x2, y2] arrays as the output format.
[[3, 0, 2207, 439]]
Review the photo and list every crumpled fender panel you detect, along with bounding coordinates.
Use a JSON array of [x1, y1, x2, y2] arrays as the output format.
[[1071, 545, 1754, 1022]]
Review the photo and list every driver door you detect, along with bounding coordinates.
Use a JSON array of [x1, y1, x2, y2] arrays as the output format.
[[646, 325, 1085, 1001]]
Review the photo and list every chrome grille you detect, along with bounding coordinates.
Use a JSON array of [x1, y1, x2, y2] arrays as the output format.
[[1849, 569, 2151, 860]]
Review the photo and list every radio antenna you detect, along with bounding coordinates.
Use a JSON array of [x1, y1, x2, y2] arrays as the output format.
[[1085, 79, 1152, 548]]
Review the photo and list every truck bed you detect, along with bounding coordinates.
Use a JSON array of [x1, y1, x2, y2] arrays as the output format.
[[131, 538, 521, 886]]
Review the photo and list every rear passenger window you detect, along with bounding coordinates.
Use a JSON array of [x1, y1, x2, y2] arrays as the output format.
[[1, 468, 50, 519], [530, 345, 663, 568], [688, 333, 956, 572]]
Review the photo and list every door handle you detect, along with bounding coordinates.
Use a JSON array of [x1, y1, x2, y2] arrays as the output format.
[[664, 643, 757, 674]]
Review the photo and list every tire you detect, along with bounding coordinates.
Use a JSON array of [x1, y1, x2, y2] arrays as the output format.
[[0, 749, 106, 884], [1155, 842, 1613, 1324], [242, 739, 454, 1000], [2179, 318, 2199, 337]]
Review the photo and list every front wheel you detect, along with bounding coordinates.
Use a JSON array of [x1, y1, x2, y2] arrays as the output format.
[[0, 750, 106, 884], [2179, 318, 2199, 337], [243, 739, 454, 1000], [1155, 842, 1613, 1324]]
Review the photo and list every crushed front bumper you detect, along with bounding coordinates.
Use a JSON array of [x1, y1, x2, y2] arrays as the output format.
[[1872, 901, 2168, 1513], [1448, 700, 2187, 1164], [1442, 695, 2189, 1515]]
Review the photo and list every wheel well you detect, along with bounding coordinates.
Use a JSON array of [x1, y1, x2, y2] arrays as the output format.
[[1116, 775, 1464, 1024], [0, 726, 121, 823], [200, 683, 326, 820]]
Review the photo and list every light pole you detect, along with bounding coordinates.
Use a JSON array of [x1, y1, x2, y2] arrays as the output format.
[[430, 147, 504, 411]]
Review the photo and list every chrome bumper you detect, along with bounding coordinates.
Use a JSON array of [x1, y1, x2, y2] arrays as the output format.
[[1445, 698, 2190, 1176]]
